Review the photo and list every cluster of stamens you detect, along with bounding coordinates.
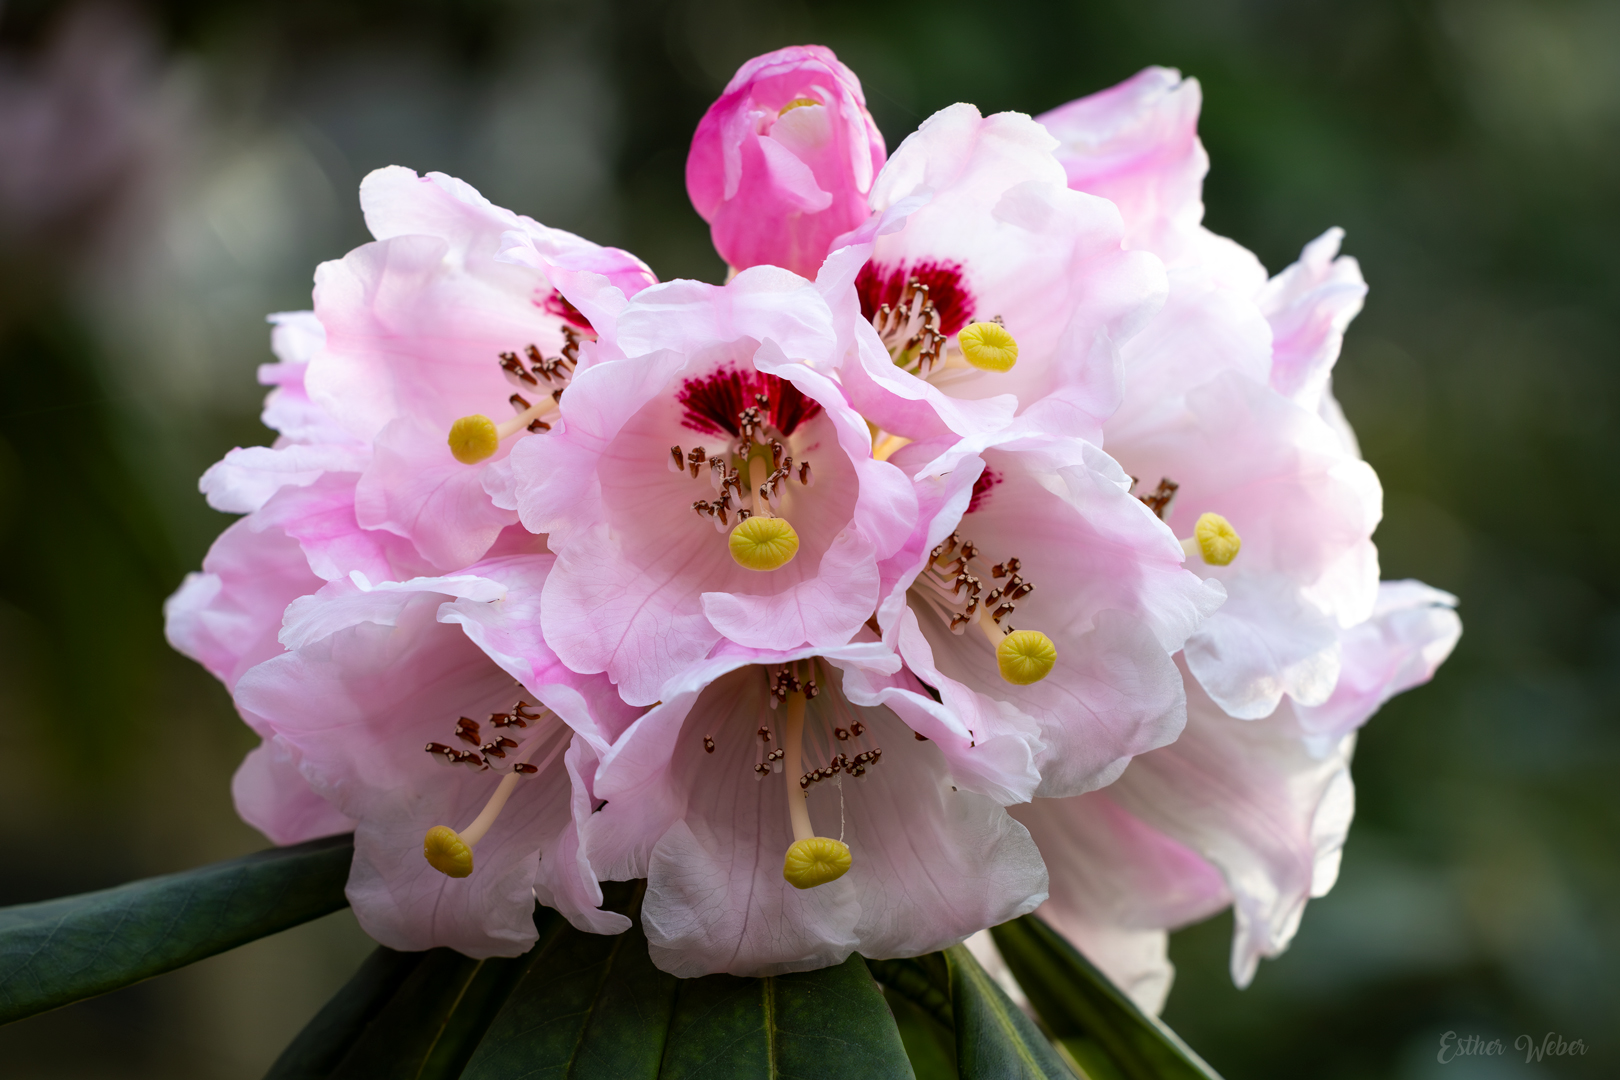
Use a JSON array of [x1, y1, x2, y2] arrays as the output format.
[[424, 699, 545, 774], [670, 395, 815, 535], [497, 329, 583, 427], [766, 665, 818, 707], [421, 697, 569, 880], [447, 327, 587, 465], [872, 277, 947, 376], [920, 532, 1034, 636]]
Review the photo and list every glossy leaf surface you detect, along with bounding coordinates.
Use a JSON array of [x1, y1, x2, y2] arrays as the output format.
[[945, 943, 1074, 1080], [0, 833, 353, 1025], [991, 916, 1223, 1080], [460, 881, 915, 1080]]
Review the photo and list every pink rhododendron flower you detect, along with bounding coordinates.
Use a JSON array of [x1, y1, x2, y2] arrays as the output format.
[[918, 65, 1464, 1003], [509, 264, 916, 706], [235, 555, 641, 954], [686, 45, 885, 279], [1010, 581, 1459, 1013], [168, 169, 657, 944], [307, 165, 656, 571], [869, 431, 1223, 802], [583, 638, 1047, 977], [1042, 69, 1382, 721], [817, 102, 1166, 446]]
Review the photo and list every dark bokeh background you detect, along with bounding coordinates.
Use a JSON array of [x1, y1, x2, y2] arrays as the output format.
[[0, 1, 1614, 1076]]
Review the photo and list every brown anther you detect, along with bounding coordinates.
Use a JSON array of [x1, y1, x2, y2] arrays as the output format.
[[758, 726, 772, 742], [755, 763, 771, 776], [480, 736, 519, 759], [914, 731, 928, 741], [513, 762, 539, 775], [703, 735, 716, 754], [991, 557, 1021, 579], [1138, 478, 1179, 519], [804, 680, 818, 699], [509, 393, 531, 412], [527, 417, 551, 433], [798, 461, 813, 486], [670, 446, 686, 472], [835, 727, 850, 741], [850, 721, 865, 737], [688, 447, 706, 479], [992, 603, 1016, 623], [454, 717, 481, 745]]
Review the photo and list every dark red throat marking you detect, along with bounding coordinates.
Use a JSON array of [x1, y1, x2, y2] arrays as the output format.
[[539, 289, 594, 332], [856, 259, 975, 337], [678, 367, 821, 438], [966, 468, 1001, 514]]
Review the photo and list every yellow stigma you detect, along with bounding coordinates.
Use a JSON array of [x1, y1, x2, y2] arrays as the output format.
[[779, 97, 819, 114], [958, 321, 1019, 372], [783, 836, 852, 889], [1193, 512, 1242, 566], [423, 825, 474, 878], [729, 515, 800, 571], [997, 630, 1057, 685], [448, 415, 499, 464]]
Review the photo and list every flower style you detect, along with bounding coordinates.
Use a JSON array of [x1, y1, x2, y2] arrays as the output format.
[[508, 265, 916, 705], [686, 45, 886, 279], [583, 638, 1047, 978], [234, 555, 641, 955]]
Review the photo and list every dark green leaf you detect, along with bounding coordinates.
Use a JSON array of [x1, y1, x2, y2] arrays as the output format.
[[946, 943, 1073, 1080], [265, 947, 426, 1080], [324, 944, 529, 1080], [882, 984, 958, 1080], [866, 954, 953, 1031], [0, 833, 354, 1025], [460, 882, 677, 1080], [460, 880, 916, 1079], [990, 916, 1222, 1080], [268, 908, 559, 1080]]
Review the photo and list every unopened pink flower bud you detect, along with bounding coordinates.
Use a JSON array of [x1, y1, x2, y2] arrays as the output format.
[[686, 45, 885, 279]]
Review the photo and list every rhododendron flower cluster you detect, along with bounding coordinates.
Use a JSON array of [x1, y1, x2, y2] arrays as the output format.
[[167, 44, 1458, 997]]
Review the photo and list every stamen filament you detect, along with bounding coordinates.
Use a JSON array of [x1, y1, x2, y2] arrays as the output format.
[[496, 397, 559, 440], [872, 432, 911, 462], [780, 685, 853, 889], [423, 726, 566, 878], [783, 691, 813, 844]]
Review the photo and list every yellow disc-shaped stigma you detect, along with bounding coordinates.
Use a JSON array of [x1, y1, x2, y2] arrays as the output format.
[[783, 836, 852, 889], [448, 415, 499, 464], [423, 825, 474, 878], [997, 630, 1057, 685], [958, 321, 1019, 372], [729, 516, 800, 571], [1194, 512, 1242, 566], [779, 97, 819, 114]]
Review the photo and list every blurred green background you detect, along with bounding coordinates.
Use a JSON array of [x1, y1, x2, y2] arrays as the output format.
[[0, 0, 1614, 1076]]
